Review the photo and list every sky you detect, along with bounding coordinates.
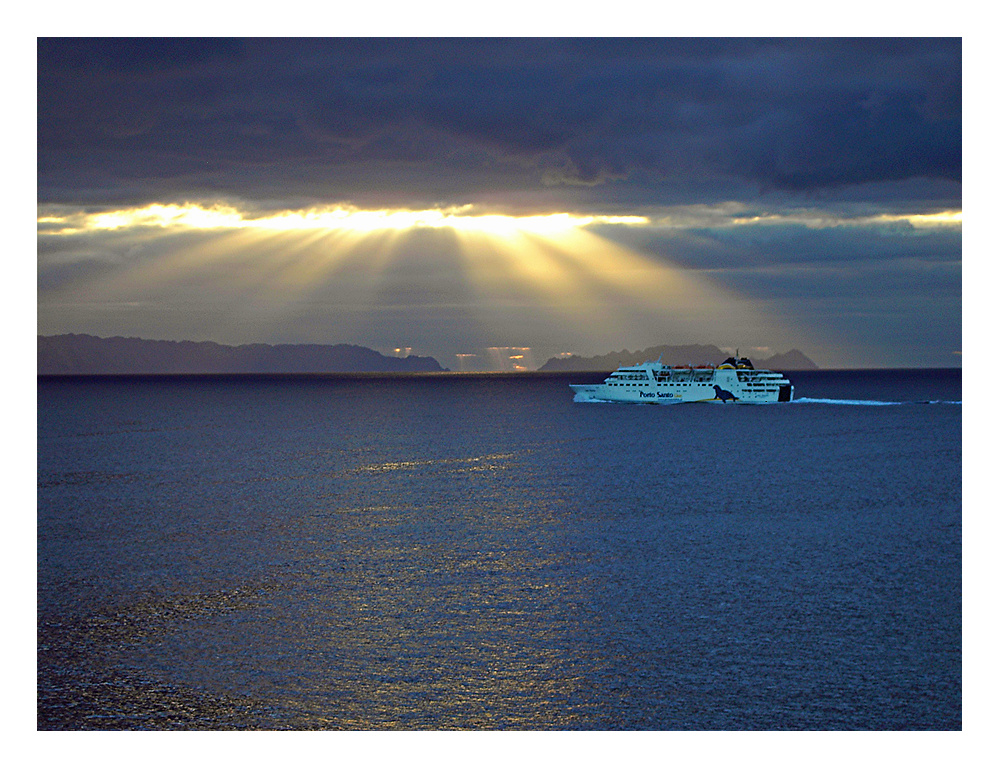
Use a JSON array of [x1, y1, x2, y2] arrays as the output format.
[[36, 36, 962, 369]]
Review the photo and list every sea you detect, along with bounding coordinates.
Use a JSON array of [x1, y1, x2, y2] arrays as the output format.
[[37, 369, 962, 731]]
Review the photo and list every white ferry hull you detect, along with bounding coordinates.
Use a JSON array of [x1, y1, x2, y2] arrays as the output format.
[[569, 359, 794, 405]]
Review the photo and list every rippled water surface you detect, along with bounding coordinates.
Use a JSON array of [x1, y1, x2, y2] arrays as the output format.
[[37, 370, 962, 729]]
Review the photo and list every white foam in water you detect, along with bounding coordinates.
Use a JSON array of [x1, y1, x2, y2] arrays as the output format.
[[795, 397, 900, 406], [794, 397, 961, 406]]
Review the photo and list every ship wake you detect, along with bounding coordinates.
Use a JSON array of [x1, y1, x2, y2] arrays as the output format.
[[794, 397, 961, 406]]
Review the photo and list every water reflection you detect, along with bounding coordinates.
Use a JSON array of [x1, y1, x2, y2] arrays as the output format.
[[38, 373, 962, 729]]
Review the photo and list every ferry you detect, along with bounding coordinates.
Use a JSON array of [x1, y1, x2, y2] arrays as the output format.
[[570, 353, 794, 405]]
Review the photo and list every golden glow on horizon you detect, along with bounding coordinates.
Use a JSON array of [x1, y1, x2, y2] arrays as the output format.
[[52, 207, 798, 367], [724, 208, 963, 230], [37, 200, 861, 368], [38, 201, 963, 238], [38, 202, 650, 236], [872, 210, 963, 227]]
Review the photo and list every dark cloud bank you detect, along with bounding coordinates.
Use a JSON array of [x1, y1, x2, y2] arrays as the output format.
[[38, 38, 960, 211]]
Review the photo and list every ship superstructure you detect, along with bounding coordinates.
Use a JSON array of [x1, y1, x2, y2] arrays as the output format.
[[569, 354, 794, 405]]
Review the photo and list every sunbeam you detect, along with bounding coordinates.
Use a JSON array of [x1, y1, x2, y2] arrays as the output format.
[[38, 201, 826, 365]]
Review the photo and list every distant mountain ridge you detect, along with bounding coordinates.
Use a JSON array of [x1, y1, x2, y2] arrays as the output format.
[[37, 334, 446, 374], [538, 344, 817, 372]]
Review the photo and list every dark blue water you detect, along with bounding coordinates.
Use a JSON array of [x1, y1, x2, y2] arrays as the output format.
[[37, 370, 962, 730]]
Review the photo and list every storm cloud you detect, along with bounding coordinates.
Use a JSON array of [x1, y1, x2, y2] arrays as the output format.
[[38, 38, 961, 208]]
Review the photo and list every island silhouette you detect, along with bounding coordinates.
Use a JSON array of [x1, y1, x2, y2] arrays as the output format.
[[38, 335, 818, 374]]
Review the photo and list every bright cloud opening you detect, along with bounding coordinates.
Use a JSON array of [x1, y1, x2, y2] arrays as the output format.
[[38, 201, 962, 238], [38, 203, 650, 236]]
